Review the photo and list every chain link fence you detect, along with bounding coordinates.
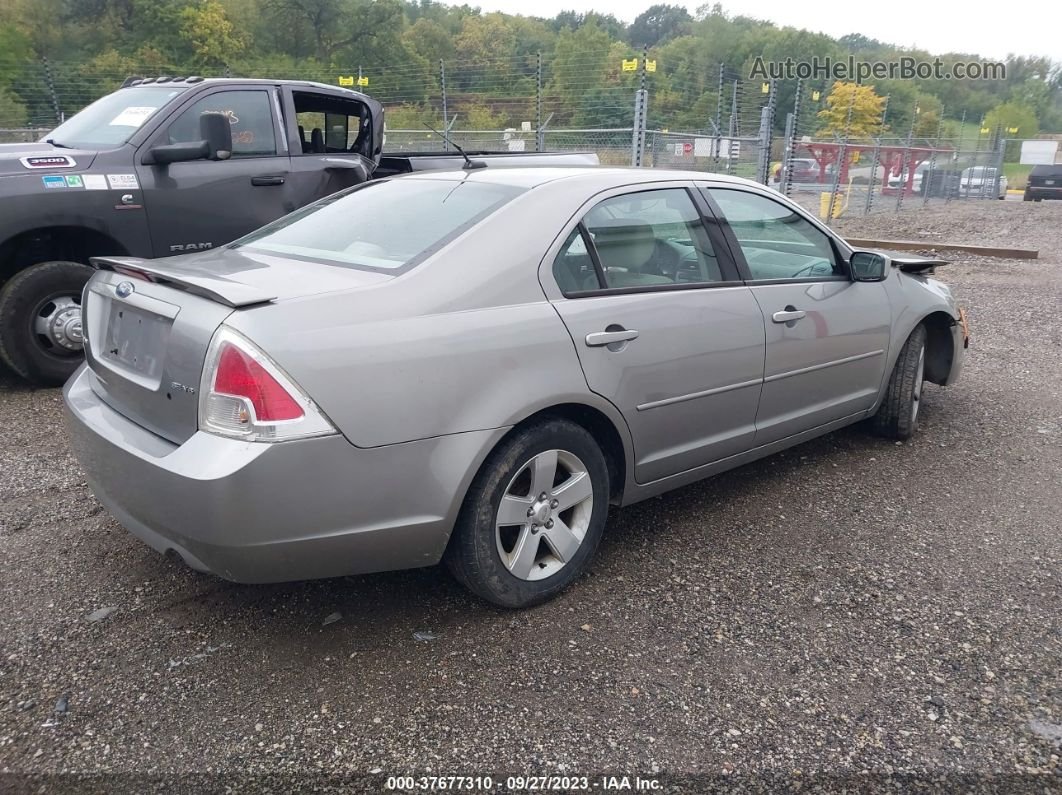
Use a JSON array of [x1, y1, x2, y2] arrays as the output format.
[[4, 55, 1054, 222]]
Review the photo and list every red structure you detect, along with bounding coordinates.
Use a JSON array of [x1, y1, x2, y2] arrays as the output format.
[[795, 142, 953, 195]]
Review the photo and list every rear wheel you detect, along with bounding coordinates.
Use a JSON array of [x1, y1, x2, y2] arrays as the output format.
[[0, 261, 92, 386], [446, 419, 609, 608], [871, 324, 927, 441]]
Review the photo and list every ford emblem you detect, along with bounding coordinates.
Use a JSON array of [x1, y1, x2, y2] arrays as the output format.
[[115, 281, 135, 298]]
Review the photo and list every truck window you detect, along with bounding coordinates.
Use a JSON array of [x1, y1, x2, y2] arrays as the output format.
[[166, 90, 277, 157], [292, 91, 369, 156], [43, 86, 190, 149]]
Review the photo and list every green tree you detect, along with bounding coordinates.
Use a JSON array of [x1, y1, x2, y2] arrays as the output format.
[[628, 4, 691, 48], [0, 86, 28, 126], [180, 0, 248, 67], [984, 101, 1038, 139]]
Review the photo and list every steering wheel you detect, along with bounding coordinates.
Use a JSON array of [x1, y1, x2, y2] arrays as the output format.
[[790, 261, 830, 279]]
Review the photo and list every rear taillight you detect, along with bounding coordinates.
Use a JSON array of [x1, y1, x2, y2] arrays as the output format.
[[199, 327, 335, 442]]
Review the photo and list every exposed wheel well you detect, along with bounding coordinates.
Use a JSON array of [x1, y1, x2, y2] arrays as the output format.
[[0, 227, 128, 286], [510, 404, 628, 505], [922, 311, 957, 385]]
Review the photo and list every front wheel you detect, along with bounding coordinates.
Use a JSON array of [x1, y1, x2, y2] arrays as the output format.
[[446, 419, 610, 608], [871, 324, 927, 440], [0, 261, 92, 386]]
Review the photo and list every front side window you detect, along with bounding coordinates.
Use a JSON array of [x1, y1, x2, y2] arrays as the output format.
[[234, 178, 525, 273], [554, 188, 723, 293], [707, 188, 843, 281], [167, 90, 276, 157]]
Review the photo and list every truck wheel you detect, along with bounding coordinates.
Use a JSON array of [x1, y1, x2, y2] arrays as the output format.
[[0, 261, 93, 387], [871, 324, 927, 441]]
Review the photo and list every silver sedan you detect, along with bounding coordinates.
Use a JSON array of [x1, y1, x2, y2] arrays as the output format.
[[64, 168, 967, 607]]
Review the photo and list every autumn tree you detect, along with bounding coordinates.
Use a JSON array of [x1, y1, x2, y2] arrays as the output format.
[[817, 81, 887, 139]]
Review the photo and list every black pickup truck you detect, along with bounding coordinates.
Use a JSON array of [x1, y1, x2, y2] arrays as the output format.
[[0, 77, 596, 385]]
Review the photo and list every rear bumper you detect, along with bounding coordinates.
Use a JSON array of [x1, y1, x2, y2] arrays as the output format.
[[1025, 186, 1062, 200], [64, 365, 505, 583]]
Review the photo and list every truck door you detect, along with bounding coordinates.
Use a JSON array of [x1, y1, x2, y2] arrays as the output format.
[[135, 86, 293, 258], [280, 86, 375, 210]]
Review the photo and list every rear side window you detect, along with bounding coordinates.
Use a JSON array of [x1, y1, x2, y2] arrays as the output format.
[[234, 179, 525, 272], [553, 188, 723, 294]]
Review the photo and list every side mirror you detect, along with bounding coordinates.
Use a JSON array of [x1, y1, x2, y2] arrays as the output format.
[[144, 111, 233, 166], [850, 250, 889, 282], [199, 111, 232, 161]]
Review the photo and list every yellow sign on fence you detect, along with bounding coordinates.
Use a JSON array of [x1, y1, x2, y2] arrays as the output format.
[[621, 58, 638, 72], [338, 76, 354, 86], [646, 59, 657, 73], [357, 76, 369, 87]]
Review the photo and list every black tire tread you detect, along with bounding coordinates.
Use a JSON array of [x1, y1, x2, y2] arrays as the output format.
[[445, 418, 609, 609], [872, 324, 927, 440], [0, 261, 92, 385]]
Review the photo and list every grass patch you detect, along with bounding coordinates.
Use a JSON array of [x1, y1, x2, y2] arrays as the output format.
[[1003, 163, 1032, 189]]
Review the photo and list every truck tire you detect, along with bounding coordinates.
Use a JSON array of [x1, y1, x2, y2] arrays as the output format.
[[871, 324, 927, 441], [0, 261, 93, 387]]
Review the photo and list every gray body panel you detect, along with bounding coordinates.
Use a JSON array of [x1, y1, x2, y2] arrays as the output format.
[[64, 168, 966, 583]]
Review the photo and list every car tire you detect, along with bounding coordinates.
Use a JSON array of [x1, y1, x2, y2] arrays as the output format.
[[445, 418, 610, 608], [0, 261, 92, 387], [871, 324, 927, 441]]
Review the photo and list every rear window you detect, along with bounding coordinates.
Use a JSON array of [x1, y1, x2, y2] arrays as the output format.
[[234, 179, 525, 272]]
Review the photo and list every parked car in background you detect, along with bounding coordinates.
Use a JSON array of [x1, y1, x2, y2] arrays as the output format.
[[959, 166, 1007, 199], [1024, 164, 1062, 201], [888, 162, 932, 193], [771, 157, 821, 185], [65, 168, 967, 608]]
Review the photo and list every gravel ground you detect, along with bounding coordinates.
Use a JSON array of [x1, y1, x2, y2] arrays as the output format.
[[1, 201, 1060, 793]]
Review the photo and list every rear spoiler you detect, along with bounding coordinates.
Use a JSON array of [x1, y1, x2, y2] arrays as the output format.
[[90, 256, 276, 308]]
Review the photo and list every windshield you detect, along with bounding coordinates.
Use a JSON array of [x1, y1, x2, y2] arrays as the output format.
[[234, 178, 526, 273], [44, 86, 190, 149]]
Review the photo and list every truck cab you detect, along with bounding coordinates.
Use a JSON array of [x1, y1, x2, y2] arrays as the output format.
[[0, 77, 383, 385]]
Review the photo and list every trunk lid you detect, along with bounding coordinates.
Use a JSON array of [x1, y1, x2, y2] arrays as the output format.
[[84, 251, 392, 444]]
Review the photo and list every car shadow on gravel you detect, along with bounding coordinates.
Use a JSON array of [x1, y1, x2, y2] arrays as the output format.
[[113, 411, 901, 658]]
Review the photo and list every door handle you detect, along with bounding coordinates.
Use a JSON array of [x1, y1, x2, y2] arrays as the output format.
[[772, 308, 806, 323], [251, 175, 285, 186], [585, 329, 639, 347]]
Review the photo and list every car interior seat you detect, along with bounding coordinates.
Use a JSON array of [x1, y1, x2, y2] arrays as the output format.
[[584, 220, 673, 289], [310, 128, 325, 153]]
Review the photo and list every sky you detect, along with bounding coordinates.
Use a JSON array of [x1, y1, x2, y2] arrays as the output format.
[[467, 0, 1061, 62]]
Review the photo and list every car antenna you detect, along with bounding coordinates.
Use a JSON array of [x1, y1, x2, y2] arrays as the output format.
[[424, 123, 487, 170]]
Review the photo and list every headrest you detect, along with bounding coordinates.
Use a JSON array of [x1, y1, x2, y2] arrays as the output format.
[[590, 219, 656, 273], [310, 128, 325, 152]]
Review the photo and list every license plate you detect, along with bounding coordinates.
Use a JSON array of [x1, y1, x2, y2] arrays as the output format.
[[101, 302, 170, 378], [1046, 179, 1056, 185]]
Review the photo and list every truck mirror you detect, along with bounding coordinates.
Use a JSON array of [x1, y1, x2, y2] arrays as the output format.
[[199, 112, 232, 161]]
